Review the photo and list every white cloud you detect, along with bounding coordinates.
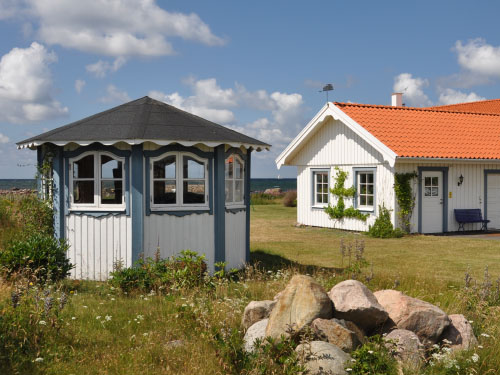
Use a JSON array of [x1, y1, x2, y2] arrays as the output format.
[[0, 133, 9, 143], [438, 88, 486, 105], [100, 84, 130, 104], [455, 38, 500, 77], [86, 57, 127, 78], [393, 73, 431, 107], [3, 0, 224, 58], [75, 79, 86, 93], [148, 77, 305, 149], [0, 42, 68, 123]]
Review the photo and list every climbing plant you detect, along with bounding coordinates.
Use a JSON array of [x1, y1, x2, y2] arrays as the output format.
[[394, 171, 418, 233], [324, 167, 368, 222]]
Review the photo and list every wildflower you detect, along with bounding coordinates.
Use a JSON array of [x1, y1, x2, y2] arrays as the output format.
[[111, 298, 115, 301], [478, 345, 484, 349], [368, 350, 374, 354], [29, 282, 33, 286], [70, 290, 74, 294], [59, 292, 68, 310], [34, 357, 44, 363], [39, 320, 47, 325], [346, 369, 352, 372], [442, 338, 452, 344], [44, 297, 53, 314], [71, 317, 76, 320], [471, 353, 479, 363], [83, 305, 88, 308], [105, 315, 112, 321], [130, 334, 136, 340], [11, 290, 21, 309], [96, 316, 101, 320], [136, 315, 144, 320], [480, 333, 490, 338], [143, 332, 149, 336]]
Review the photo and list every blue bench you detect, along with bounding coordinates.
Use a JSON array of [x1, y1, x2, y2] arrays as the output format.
[[454, 209, 489, 232]]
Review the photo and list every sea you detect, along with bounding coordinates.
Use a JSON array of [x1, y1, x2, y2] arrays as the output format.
[[0, 178, 296, 192]]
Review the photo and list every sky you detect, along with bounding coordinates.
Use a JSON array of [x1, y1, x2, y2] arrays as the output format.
[[1, 1, 500, 178]]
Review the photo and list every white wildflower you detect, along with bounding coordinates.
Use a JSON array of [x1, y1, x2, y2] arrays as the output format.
[[480, 333, 490, 338], [346, 369, 352, 372], [83, 305, 88, 308], [34, 357, 44, 362], [96, 316, 101, 320], [471, 353, 479, 363], [368, 350, 374, 354], [143, 332, 149, 336], [105, 315, 112, 321], [478, 345, 483, 349], [111, 298, 115, 301], [39, 320, 47, 325], [71, 317, 76, 320]]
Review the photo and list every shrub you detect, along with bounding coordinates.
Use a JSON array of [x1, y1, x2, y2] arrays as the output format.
[[0, 233, 72, 283], [282, 191, 297, 207], [109, 250, 208, 293], [348, 335, 398, 375], [368, 205, 404, 238], [17, 195, 54, 237], [250, 193, 280, 205]]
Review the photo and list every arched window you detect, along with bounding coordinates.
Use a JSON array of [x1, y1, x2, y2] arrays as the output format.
[[225, 154, 245, 205], [69, 151, 125, 209], [150, 152, 209, 210]]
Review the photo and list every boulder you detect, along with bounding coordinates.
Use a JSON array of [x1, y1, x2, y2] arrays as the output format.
[[328, 280, 388, 332], [311, 318, 363, 352], [266, 275, 333, 338], [440, 314, 478, 351], [241, 300, 276, 329], [296, 341, 351, 375], [385, 329, 423, 367], [374, 290, 450, 345], [243, 319, 268, 353]]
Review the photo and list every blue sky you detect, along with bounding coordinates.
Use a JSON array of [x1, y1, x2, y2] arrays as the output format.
[[1, 1, 500, 178]]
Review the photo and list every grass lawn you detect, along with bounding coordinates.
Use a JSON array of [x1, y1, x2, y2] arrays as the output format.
[[250, 205, 500, 285]]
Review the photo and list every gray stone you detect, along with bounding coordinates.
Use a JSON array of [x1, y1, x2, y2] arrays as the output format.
[[241, 300, 276, 329], [266, 275, 333, 339], [440, 314, 478, 351], [296, 341, 351, 375], [385, 329, 423, 367], [328, 280, 388, 332], [311, 318, 363, 352], [243, 318, 269, 353], [374, 290, 450, 345]]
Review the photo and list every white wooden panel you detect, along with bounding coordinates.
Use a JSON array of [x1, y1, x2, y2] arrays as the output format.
[[225, 211, 246, 270], [487, 174, 500, 229], [297, 164, 395, 232], [289, 118, 384, 167], [395, 161, 500, 232], [143, 213, 215, 272], [65, 214, 132, 280]]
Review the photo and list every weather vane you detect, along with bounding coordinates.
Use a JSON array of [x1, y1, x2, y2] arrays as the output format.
[[319, 83, 334, 102]]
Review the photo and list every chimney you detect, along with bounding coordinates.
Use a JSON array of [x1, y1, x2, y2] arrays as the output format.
[[391, 93, 403, 107]]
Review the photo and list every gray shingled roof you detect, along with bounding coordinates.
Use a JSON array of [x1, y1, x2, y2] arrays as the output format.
[[17, 96, 270, 149]]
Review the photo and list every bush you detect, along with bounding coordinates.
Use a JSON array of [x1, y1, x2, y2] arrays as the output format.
[[282, 191, 297, 207], [17, 195, 54, 237], [250, 193, 281, 205], [109, 250, 208, 293], [368, 206, 404, 238], [0, 233, 72, 283], [348, 335, 398, 375]]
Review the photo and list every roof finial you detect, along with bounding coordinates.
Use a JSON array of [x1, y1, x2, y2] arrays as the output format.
[[319, 83, 334, 102]]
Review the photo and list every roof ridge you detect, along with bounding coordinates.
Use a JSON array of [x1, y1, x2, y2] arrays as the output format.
[[430, 98, 500, 108], [333, 101, 500, 117]]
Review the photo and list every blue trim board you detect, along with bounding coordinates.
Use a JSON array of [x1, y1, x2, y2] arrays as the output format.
[[245, 150, 252, 263], [51, 146, 65, 240], [484, 170, 500, 222], [37, 147, 43, 195], [214, 145, 226, 264], [417, 167, 449, 233], [144, 144, 214, 216], [353, 167, 377, 214], [131, 145, 144, 263]]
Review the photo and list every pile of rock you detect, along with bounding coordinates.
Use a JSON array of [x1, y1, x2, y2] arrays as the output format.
[[242, 275, 477, 375]]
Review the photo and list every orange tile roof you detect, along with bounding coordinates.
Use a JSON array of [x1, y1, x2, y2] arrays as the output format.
[[335, 102, 500, 160], [429, 99, 500, 114]]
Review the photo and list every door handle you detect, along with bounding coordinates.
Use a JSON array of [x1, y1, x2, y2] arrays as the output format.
[[440, 199, 443, 205]]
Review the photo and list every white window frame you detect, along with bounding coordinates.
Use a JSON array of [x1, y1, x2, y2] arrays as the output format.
[[150, 151, 209, 211], [69, 151, 126, 211], [225, 153, 245, 207], [312, 170, 329, 207], [356, 170, 375, 211]]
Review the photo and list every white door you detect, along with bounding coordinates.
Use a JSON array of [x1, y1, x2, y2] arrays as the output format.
[[421, 171, 443, 233], [487, 174, 500, 229]]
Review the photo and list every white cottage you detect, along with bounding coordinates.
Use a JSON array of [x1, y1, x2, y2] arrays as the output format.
[[17, 96, 270, 280], [276, 95, 500, 234]]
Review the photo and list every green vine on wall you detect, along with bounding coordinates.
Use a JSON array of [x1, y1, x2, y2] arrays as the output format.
[[324, 167, 368, 222], [394, 171, 418, 233]]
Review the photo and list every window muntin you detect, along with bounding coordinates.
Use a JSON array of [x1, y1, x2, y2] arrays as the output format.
[[357, 171, 374, 209], [225, 154, 245, 205], [69, 152, 125, 209], [150, 152, 208, 210], [424, 176, 439, 197], [313, 171, 329, 206]]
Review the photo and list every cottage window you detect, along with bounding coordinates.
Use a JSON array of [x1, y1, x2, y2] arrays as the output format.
[[151, 152, 208, 210], [225, 154, 245, 205], [69, 152, 125, 209], [313, 171, 329, 206], [356, 171, 375, 210]]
